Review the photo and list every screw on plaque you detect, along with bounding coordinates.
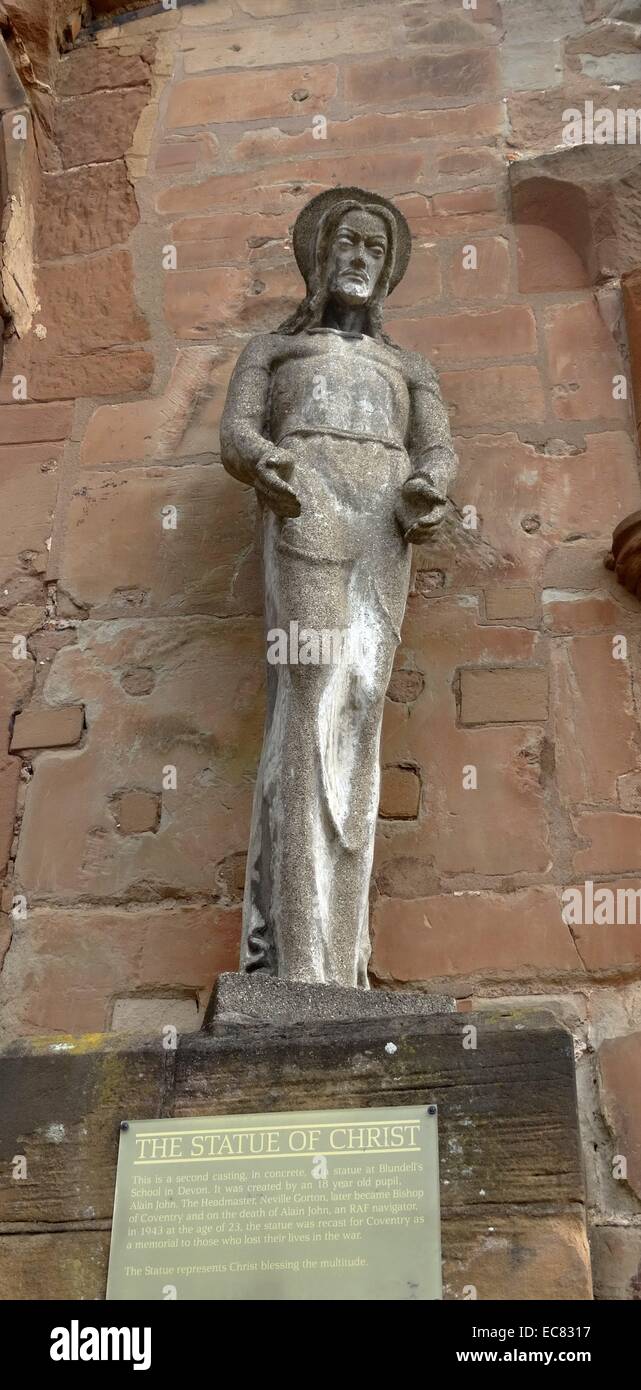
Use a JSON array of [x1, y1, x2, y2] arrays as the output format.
[[427, 1105, 437, 1116], [120, 1121, 129, 1132]]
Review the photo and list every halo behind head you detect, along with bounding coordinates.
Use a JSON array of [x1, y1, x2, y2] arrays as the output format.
[[292, 187, 412, 293]]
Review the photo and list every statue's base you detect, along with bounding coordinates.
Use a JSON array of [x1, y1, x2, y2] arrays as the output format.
[[0, 1010, 592, 1299], [203, 971, 455, 1029]]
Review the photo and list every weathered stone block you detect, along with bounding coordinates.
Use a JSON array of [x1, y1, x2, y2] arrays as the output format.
[[113, 790, 160, 835], [10, 705, 84, 752], [459, 667, 548, 724], [598, 1032, 641, 1199], [0, 1013, 592, 1299], [392, 305, 537, 364], [441, 365, 546, 426], [206, 972, 454, 1027], [379, 765, 421, 819], [371, 888, 580, 992], [343, 48, 500, 106], [590, 1225, 641, 1300], [485, 585, 537, 620], [55, 87, 149, 168], [0, 905, 240, 1037], [38, 163, 140, 260], [166, 64, 337, 126]]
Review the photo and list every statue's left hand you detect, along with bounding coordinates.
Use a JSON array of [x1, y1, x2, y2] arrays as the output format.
[[397, 475, 447, 544]]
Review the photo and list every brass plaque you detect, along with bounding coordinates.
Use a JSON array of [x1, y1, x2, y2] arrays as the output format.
[[107, 1104, 441, 1300]]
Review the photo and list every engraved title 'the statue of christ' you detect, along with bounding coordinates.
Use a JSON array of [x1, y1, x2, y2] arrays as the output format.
[[220, 187, 458, 989]]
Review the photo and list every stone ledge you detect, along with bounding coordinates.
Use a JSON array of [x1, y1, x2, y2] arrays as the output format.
[[203, 971, 455, 1028]]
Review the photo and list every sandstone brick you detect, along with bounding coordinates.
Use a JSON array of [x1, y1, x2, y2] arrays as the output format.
[[590, 1226, 641, 1300], [157, 149, 428, 217], [237, 0, 370, 10], [386, 669, 425, 703], [444, 1210, 591, 1302], [551, 634, 638, 804], [371, 887, 581, 989], [502, 40, 563, 92], [55, 87, 149, 168], [237, 0, 370, 11], [214, 850, 247, 903], [58, 48, 151, 96], [166, 64, 338, 127], [442, 365, 546, 425], [163, 266, 250, 338], [485, 585, 537, 620], [431, 185, 502, 223], [171, 209, 290, 253], [618, 771, 641, 813], [232, 105, 504, 167], [0, 1232, 109, 1300], [435, 146, 501, 179], [414, 569, 446, 594], [404, 0, 503, 39], [38, 163, 139, 260], [181, 0, 233, 18], [446, 235, 511, 300], [0, 403, 72, 445], [0, 442, 59, 589], [545, 299, 630, 422], [111, 996, 198, 1030], [509, 81, 641, 153], [0, 904, 241, 1034], [182, 14, 392, 72], [164, 264, 300, 339], [375, 854, 438, 899], [379, 766, 421, 820], [10, 706, 84, 752], [392, 304, 537, 363], [460, 667, 548, 724], [573, 813, 641, 874], [569, 879, 641, 977], [155, 135, 219, 172], [567, 16, 641, 56], [405, 15, 490, 47], [598, 1032, 641, 1199], [114, 790, 160, 835], [343, 48, 499, 106], [542, 591, 622, 633], [37, 250, 148, 353], [27, 350, 154, 402], [387, 244, 441, 308], [543, 540, 617, 591]]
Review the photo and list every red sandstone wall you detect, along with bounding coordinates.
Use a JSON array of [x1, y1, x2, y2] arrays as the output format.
[[1, 0, 641, 1295]]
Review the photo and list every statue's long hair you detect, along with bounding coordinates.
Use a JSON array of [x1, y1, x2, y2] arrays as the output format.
[[277, 199, 398, 341]]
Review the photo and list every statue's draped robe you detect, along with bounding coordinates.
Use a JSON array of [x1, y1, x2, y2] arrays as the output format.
[[221, 328, 456, 987]]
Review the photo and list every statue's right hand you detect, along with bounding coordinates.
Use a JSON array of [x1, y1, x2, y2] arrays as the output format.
[[252, 450, 301, 518]]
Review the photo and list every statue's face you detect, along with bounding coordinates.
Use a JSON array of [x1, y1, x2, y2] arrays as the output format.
[[326, 209, 389, 307]]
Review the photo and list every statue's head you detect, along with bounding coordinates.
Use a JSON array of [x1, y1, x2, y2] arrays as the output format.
[[279, 186, 411, 339]]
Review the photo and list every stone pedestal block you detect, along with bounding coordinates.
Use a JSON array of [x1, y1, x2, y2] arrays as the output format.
[[204, 971, 455, 1027], [0, 1011, 592, 1300]]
